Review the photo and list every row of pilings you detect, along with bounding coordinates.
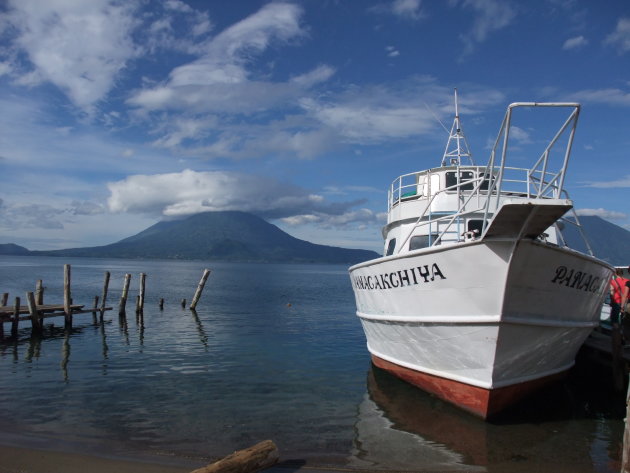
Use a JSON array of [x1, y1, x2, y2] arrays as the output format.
[[0, 265, 211, 337]]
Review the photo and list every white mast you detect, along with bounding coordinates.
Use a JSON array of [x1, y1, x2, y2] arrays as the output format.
[[441, 88, 474, 166]]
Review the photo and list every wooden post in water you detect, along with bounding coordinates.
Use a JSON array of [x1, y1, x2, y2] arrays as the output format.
[[119, 274, 131, 316], [100, 271, 110, 315], [612, 323, 625, 392], [135, 295, 141, 314], [63, 264, 72, 316], [623, 379, 630, 473], [1, 293, 8, 307], [35, 280, 44, 305], [92, 296, 99, 323], [139, 273, 146, 313], [190, 269, 211, 310], [181, 299, 186, 309], [26, 291, 42, 333], [11, 297, 20, 337], [159, 298, 164, 310]]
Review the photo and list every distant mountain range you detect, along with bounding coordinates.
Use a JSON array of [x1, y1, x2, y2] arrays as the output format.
[[0, 212, 628, 265], [562, 215, 629, 266], [0, 211, 379, 264]]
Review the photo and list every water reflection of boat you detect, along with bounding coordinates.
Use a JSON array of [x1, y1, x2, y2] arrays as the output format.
[[352, 365, 602, 472], [349, 95, 613, 419], [350, 366, 486, 471]]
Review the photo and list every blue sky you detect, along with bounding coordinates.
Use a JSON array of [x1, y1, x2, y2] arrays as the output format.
[[0, 0, 629, 253]]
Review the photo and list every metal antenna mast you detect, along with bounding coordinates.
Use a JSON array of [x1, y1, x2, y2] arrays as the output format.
[[441, 88, 474, 166]]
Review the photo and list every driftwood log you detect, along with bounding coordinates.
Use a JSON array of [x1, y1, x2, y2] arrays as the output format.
[[190, 440, 279, 473]]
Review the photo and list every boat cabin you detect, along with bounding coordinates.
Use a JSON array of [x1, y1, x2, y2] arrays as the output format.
[[382, 165, 563, 257]]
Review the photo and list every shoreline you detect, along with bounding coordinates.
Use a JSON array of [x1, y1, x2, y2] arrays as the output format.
[[0, 429, 208, 473], [0, 444, 197, 473]]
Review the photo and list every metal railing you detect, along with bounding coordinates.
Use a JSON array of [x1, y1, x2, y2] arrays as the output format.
[[391, 103, 585, 254]]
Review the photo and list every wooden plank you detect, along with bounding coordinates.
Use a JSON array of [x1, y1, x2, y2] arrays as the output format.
[[0, 304, 85, 317], [11, 306, 112, 322]]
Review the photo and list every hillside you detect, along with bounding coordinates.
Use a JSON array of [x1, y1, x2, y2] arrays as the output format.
[[25, 211, 379, 264], [563, 215, 630, 266], [2, 212, 627, 265], [0, 243, 30, 255]]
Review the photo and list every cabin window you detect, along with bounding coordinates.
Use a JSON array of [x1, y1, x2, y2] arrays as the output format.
[[480, 176, 490, 191], [467, 219, 484, 234], [385, 238, 396, 256], [409, 234, 438, 251], [445, 171, 475, 191]]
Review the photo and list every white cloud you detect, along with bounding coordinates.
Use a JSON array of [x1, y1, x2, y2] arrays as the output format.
[[455, 0, 517, 56], [508, 125, 532, 143], [567, 88, 630, 106], [562, 35, 588, 50], [576, 208, 627, 220], [127, 3, 308, 114], [3, 0, 140, 113], [143, 2, 213, 55], [299, 81, 504, 144], [107, 169, 365, 221], [386, 46, 400, 57], [281, 209, 387, 229], [70, 200, 106, 216], [0, 62, 12, 76], [301, 98, 432, 142], [152, 116, 219, 148], [605, 17, 630, 54], [290, 65, 336, 87], [370, 0, 425, 21], [392, 0, 424, 20], [582, 175, 630, 188]]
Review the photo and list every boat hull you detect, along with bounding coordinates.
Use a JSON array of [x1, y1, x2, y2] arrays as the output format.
[[349, 239, 612, 418]]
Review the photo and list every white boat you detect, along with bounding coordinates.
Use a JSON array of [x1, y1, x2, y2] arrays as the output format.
[[348, 92, 613, 419]]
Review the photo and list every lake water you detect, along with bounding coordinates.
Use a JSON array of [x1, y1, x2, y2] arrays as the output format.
[[0, 255, 626, 472]]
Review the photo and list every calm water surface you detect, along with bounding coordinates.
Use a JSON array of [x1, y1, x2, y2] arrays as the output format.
[[0, 255, 625, 472]]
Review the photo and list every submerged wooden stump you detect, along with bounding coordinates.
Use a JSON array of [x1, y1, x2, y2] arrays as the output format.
[[190, 440, 279, 473]]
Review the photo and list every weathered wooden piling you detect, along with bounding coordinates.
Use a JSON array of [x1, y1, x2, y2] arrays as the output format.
[[612, 323, 625, 392], [26, 292, 42, 333], [11, 297, 19, 337], [119, 274, 131, 316], [92, 296, 99, 323], [190, 269, 211, 310], [35, 280, 44, 305], [181, 299, 186, 308], [63, 264, 71, 316], [139, 273, 146, 313], [100, 271, 110, 315], [189, 440, 279, 473], [623, 379, 630, 473], [135, 295, 141, 314], [159, 298, 164, 310], [2, 293, 8, 307]]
